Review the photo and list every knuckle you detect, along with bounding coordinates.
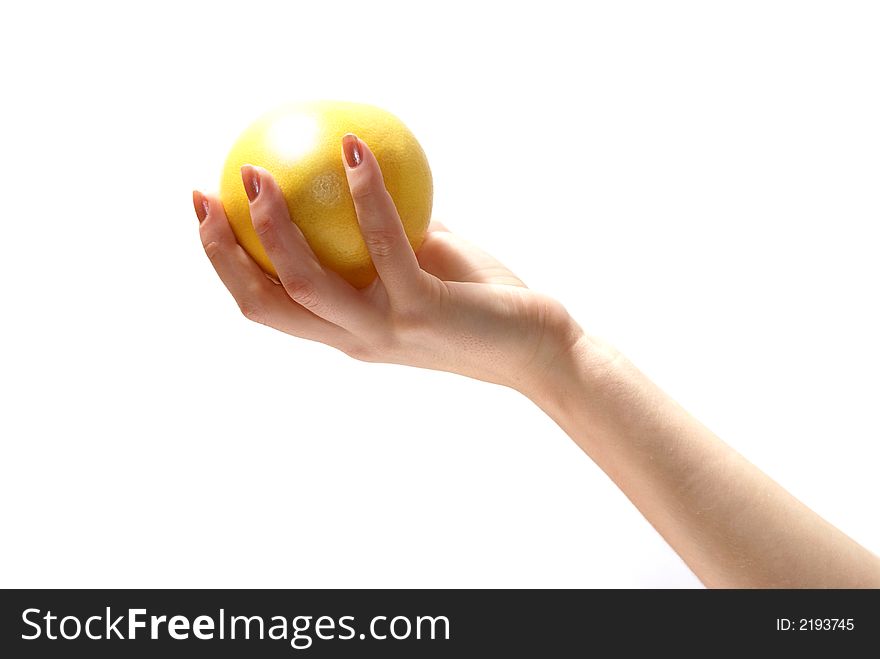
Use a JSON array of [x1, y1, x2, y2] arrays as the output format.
[[281, 274, 320, 310], [237, 283, 274, 325], [341, 342, 372, 362], [362, 229, 398, 260], [252, 213, 276, 239], [238, 298, 266, 324], [202, 240, 224, 261], [348, 172, 384, 202]]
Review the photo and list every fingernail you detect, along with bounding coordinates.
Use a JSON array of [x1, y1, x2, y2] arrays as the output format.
[[192, 190, 209, 223], [342, 133, 362, 168], [241, 165, 261, 202]]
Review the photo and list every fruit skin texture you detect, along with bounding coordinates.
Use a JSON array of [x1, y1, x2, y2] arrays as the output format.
[[219, 101, 433, 288]]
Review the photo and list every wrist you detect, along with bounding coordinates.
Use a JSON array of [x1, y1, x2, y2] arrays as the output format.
[[515, 313, 623, 417]]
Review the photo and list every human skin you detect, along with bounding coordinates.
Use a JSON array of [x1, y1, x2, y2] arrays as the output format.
[[193, 134, 880, 588]]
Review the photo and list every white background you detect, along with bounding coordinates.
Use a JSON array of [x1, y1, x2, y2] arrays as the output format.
[[1, 1, 878, 588]]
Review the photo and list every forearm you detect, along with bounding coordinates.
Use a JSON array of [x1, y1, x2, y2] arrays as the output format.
[[527, 326, 880, 588]]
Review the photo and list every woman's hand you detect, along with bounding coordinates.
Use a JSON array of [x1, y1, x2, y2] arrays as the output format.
[[193, 134, 582, 395]]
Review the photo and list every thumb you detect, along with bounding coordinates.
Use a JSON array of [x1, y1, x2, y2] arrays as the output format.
[[342, 133, 423, 300]]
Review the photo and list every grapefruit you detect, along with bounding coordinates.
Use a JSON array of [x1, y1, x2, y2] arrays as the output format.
[[219, 101, 433, 288]]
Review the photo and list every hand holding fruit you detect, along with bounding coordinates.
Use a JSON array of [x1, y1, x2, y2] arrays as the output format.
[[194, 117, 584, 396]]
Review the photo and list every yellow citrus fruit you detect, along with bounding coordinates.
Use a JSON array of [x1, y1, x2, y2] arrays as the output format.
[[219, 101, 433, 288]]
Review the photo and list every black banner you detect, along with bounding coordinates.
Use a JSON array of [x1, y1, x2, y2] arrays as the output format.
[[1, 589, 876, 656]]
